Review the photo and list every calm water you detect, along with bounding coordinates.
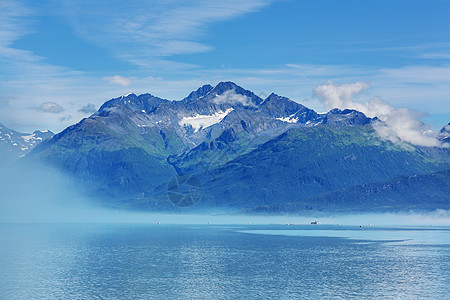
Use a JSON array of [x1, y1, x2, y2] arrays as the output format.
[[0, 224, 449, 299]]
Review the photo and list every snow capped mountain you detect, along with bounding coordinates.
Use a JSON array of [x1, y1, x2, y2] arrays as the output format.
[[23, 81, 449, 213], [92, 81, 373, 146], [0, 123, 54, 165]]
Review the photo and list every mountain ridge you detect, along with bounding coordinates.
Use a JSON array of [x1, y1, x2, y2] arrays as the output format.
[[17, 81, 450, 213], [0, 123, 54, 167]]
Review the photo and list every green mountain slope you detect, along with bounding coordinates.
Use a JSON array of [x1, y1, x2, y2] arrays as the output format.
[[247, 169, 450, 214], [197, 125, 449, 211]]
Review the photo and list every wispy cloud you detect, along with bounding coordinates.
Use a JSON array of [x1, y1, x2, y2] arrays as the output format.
[[378, 65, 450, 83], [57, 0, 273, 64], [285, 64, 372, 77], [0, 0, 31, 47], [422, 53, 450, 60]]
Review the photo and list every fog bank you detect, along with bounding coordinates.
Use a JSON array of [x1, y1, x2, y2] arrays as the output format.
[[1, 160, 448, 225]]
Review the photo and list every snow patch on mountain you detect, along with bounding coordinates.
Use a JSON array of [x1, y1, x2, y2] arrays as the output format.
[[276, 113, 299, 123], [22, 134, 42, 143], [179, 108, 234, 132], [440, 124, 450, 138], [0, 123, 54, 162]]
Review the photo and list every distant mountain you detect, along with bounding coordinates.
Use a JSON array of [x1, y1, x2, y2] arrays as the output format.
[[0, 123, 53, 166], [26, 82, 449, 213], [439, 123, 450, 144]]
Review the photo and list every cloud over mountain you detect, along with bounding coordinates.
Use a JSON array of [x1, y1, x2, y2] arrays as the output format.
[[213, 90, 255, 107], [22, 82, 449, 213], [314, 81, 444, 147]]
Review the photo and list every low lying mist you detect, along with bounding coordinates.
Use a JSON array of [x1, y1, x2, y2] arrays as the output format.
[[0, 161, 448, 226]]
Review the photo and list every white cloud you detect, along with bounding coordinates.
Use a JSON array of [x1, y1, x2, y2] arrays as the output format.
[[313, 81, 370, 110], [213, 90, 254, 107], [372, 108, 442, 147], [103, 75, 132, 87], [0, 1, 47, 65], [0, 0, 31, 46], [314, 81, 445, 148], [37, 102, 64, 113]]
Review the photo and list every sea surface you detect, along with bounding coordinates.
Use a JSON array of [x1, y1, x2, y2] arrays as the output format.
[[0, 223, 449, 299]]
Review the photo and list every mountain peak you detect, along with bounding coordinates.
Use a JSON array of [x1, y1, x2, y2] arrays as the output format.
[[265, 93, 278, 100], [264, 93, 292, 102], [211, 81, 240, 94], [207, 81, 264, 107], [182, 84, 214, 102], [0, 123, 54, 163], [97, 93, 168, 116], [259, 93, 311, 121], [323, 108, 372, 126]]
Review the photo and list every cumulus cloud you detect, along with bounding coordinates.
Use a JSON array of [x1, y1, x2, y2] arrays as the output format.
[[103, 75, 132, 87], [314, 81, 445, 147], [313, 81, 370, 110], [78, 103, 97, 114], [213, 90, 255, 107], [37, 102, 64, 113]]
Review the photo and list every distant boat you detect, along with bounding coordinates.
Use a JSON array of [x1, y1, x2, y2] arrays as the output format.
[[311, 221, 321, 225]]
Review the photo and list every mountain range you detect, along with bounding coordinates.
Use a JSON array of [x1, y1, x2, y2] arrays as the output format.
[[6, 82, 450, 214], [0, 123, 54, 167]]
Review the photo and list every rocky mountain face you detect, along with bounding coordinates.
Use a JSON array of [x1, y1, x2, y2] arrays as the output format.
[[440, 123, 450, 144], [0, 123, 53, 167], [26, 82, 449, 213]]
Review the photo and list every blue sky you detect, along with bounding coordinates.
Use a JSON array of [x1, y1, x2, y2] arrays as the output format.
[[1, 0, 450, 132]]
